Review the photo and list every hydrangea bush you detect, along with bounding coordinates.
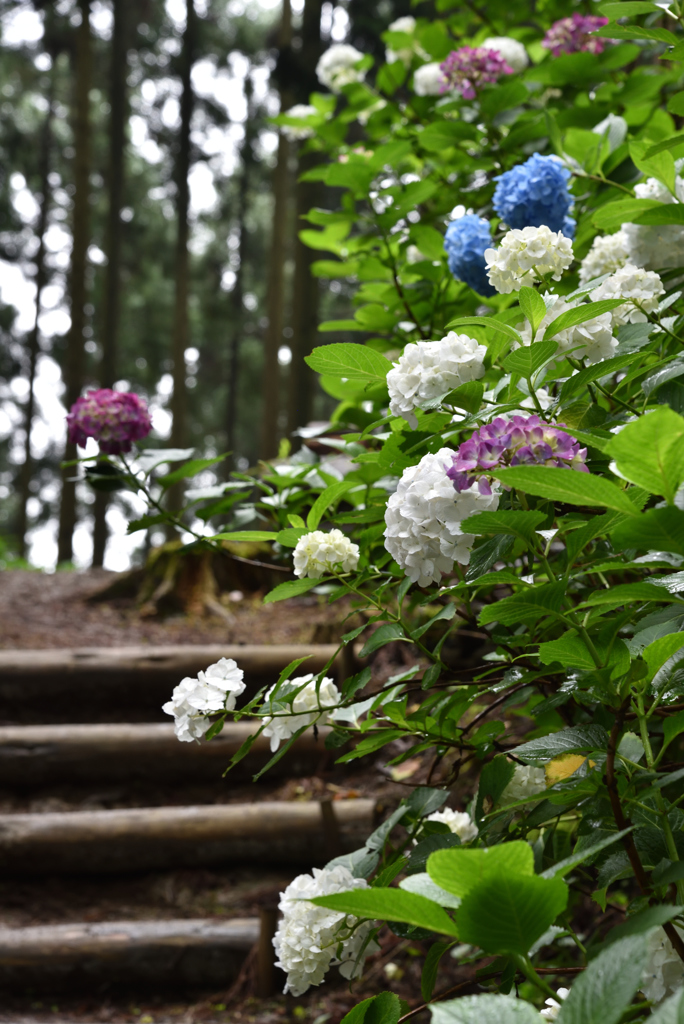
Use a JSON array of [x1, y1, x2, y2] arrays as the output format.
[[70, 1, 684, 1020]]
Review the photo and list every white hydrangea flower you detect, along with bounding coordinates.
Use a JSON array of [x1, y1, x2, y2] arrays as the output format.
[[384, 449, 500, 587], [316, 43, 366, 92], [590, 263, 664, 326], [413, 61, 446, 96], [485, 227, 574, 294], [540, 988, 570, 1021], [425, 808, 478, 843], [162, 658, 246, 743], [519, 292, 616, 365], [386, 15, 418, 63], [501, 764, 547, 804], [481, 36, 529, 73], [293, 528, 360, 579], [281, 103, 317, 141], [387, 333, 486, 427], [592, 113, 628, 152], [641, 926, 684, 1004], [578, 231, 630, 285], [273, 865, 380, 996], [389, 15, 416, 32], [623, 174, 684, 271], [262, 673, 340, 751]]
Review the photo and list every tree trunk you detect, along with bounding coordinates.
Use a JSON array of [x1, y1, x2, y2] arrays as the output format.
[[92, 0, 129, 568], [168, 0, 195, 511], [17, 78, 54, 559], [287, 0, 324, 443], [259, 0, 292, 461], [57, 0, 92, 565]]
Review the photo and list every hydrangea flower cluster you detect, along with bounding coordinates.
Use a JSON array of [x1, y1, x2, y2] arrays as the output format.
[[262, 674, 340, 751], [414, 62, 447, 96], [162, 659, 246, 742], [492, 154, 575, 235], [273, 865, 380, 996], [578, 230, 630, 284], [519, 293, 617, 365], [501, 764, 547, 804], [541, 14, 610, 56], [485, 226, 574, 294], [425, 808, 478, 842], [280, 104, 317, 141], [293, 529, 360, 579], [444, 214, 495, 296], [384, 449, 500, 586], [385, 15, 419, 65], [440, 46, 513, 100], [481, 36, 529, 74], [622, 173, 684, 271], [316, 44, 365, 92], [590, 264, 664, 325], [387, 333, 486, 427], [641, 925, 684, 1004], [447, 415, 588, 496], [67, 388, 152, 455]]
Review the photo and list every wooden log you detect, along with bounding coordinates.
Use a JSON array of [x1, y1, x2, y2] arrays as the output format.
[[0, 644, 350, 724], [0, 917, 259, 991], [0, 798, 376, 875], [0, 722, 334, 786]]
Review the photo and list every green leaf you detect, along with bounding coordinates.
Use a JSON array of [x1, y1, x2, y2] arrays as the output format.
[[538, 635, 598, 671], [514, 725, 609, 765], [645, 134, 684, 158], [595, 23, 678, 43], [461, 510, 547, 545], [309, 888, 459, 937], [358, 623, 408, 657], [419, 120, 477, 151], [630, 139, 677, 195], [214, 531, 278, 543], [427, 842, 534, 899], [446, 380, 484, 413], [647, 988, 684, 1024], [475, 755, 515, 820], [606, 905, 683, 944], [611, 505, 684, 556], [559, 353, 637, 401], [493, 466, 639, 516], [430, 995, 542, 1024], [276, 527, 308, 548], [542, 300, 625, 341], [556, 935, 648, 1024], [341, 992, 402, 1024], [580, 582, 677, 607], [422, 942, 453, 1003], [305, 343, 391, 384], [456, 873, 568, 956], [592, 198, 662, 231], [632, 204, 684, 226], [541, 828, 634, 879], [604, 407, 684, 502], [263, 577, 322, 604], [158, 455, 228, 488], [503, 341, 559, 377], [478, 581, 566, 626], [599, 1, 667, 15], [518, 287, 548, 336], [444, 316, 523, 344], [307, 480, 356, 530], [643, 631, 684, 675], [663, 709, 684, 753], [400, 873, 462, 910]]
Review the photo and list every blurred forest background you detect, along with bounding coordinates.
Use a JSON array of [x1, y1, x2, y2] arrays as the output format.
[[0, 0, 411, 572]]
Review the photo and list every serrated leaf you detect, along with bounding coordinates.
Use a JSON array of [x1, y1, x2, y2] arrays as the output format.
[[400, 874, 461, 910], [542, 300, 624, 340], [158, 455, 228, 487], [263, 577, 322, 604], [518, 287, 548, 336], [611, 506, 684, 556], [538, 635, 597, 671], [427, 842, 534, 898], [592, 198, 662, 231], [214, 531, 279, 543], [503, 341, 559, 377], [493, 466, 639, 516], [559, 353, 637, 401], [599, 1, 667, 15], [514, 725, 609, 765], [541, 828, 634, 879], [309, 888, 459, 936], [475, 755, 515, 821], [444, 316, 523, 344], [421, 942, 453, 1003], [633, 204, 684, 226], [359, 622, 407, 657], [605, 406, 684, 502], [430, 994, 542, 1024], [456, 873, 568, 956], [556, 935, 648, 1024], [461, 509, 547, 544], [307, 480, 356, 530], [305, 342, 391, 384], [341, 992, 402, 1024], [478, 581, 566, 626], [580, 582, 677, 607]]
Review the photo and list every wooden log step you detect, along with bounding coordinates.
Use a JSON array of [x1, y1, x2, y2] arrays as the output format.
[[0, 798, 376, 874], [0, 917, 260, 991], [0, 644, 348, 724], [0, 722, 333, 787]]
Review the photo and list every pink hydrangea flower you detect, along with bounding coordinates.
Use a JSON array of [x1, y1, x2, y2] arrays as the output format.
[[440, 46, 513, 100], [541, 14, 610, 57], [67, 388, 152, 454], [446, 415, 588, 495]]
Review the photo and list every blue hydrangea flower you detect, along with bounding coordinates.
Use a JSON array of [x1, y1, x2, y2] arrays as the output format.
[[444, 215, 495, 296], [492, 154, 574, 233]]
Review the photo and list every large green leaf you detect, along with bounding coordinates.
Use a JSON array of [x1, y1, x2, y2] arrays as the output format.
[[341, 992, 402, 1024], [456, 873, 568, 955], [559, 354, 637, 401], [556, 935, 648, 1024], [541, 828, 634, 879], [309, 888, 459, 936], [518, 286, 548, 336], [444, 316, 523, 343], [542, 300, 624, 340], [493, 467, 639, 516], [460, 510, 547, 544], [604, 407, 684, 502], [305, 343, 391, 383], [306, 480, 357, 530], [514, 725, 609, 765], [503, 342, 559, 377], [430, 995, 542, 1024], [478, 581, 566, 626], [580, 582, 678, 607], [647, 987, 684, 1024], [427, 842, 533, 898], [611, 506, 684, 556], [599, 1, 668, 15], [263, 578, 322, 604], [592, 198, 662, 231], [538, 635, 598, 671]]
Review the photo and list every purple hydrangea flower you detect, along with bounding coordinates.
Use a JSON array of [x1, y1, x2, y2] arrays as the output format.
[[541, 14, 610, 57], [446, 415, 588, 495], [440, 46, 513, 100], [67, 388, 152, 454]]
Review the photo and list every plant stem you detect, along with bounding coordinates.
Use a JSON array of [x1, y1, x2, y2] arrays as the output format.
[[512, 955, 560, 1001]]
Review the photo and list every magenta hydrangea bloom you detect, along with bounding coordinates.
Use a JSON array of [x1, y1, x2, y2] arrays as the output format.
[[440, 46, 513, 100], [446, 415, 588, 496], [541, 14, 610, 57], [67, 388, 152, 455]]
